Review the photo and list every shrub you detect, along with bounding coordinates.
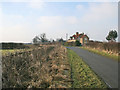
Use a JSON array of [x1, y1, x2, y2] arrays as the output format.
[[2, 45, 71, 88], [85, 41, 119, 54], [75, 40, 81, 46]]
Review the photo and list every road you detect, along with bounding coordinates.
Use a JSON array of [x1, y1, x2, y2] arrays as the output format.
[[67, 47, 118, 88]]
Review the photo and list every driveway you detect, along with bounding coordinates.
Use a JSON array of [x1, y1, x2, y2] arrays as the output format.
[[67, 47, 118, 88]]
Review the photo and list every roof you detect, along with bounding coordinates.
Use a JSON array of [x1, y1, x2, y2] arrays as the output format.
[[81, 35, 89, 39], [71, 33, 88, 39]]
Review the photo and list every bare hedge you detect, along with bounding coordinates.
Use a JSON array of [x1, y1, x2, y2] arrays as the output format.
[[85, 41, 119, 54]]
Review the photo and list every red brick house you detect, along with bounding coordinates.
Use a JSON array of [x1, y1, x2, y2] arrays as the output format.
[[67, 32, 89, 45]]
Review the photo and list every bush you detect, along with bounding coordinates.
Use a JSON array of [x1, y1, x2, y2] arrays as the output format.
[[1, 43, 29, 49], [85, 41, 119, 54], [75, 40, 81, 46], [2, 45, 71, 88]]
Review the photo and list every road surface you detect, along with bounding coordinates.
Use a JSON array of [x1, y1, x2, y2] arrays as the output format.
[[67, 47, 118, 88]]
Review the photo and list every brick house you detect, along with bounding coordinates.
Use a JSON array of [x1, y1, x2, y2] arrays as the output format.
[[67, 32, 89, 45]]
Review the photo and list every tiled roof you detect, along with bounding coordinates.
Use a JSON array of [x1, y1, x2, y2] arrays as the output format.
[[71, 33, 89, 39]]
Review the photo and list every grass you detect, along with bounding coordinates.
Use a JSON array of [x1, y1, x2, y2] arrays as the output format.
[[2, 45, 72, 88], [1, 49, 16, 55], [1, 49, 32, 56], [67, 49, 108, 88], [80, 47, 119, 61]]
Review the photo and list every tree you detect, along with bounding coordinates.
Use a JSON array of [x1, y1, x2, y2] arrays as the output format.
[[33, 36, 40, 45], [56, 38, 64, 42], [106, 30, 118, 42], [75, 40, 81, 46], [59, 38, 64, 42], [32, 33, 48, 44], [39, 33, 48, 43]]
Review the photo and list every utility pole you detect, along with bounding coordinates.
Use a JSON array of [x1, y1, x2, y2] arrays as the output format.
[[66, 33, 68, 41]]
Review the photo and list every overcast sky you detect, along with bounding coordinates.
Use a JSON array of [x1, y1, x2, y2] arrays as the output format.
[[0, 0, 118, 43]]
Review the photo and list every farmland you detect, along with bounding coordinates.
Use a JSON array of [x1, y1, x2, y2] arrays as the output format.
[[2, 44, 107, 88]]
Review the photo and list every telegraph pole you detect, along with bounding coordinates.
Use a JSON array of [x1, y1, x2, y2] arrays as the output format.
[[66, 33, 68, 41]]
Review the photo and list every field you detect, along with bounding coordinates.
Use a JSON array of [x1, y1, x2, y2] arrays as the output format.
[[2, 44, 107, 88], [2, 45, 71, 88]]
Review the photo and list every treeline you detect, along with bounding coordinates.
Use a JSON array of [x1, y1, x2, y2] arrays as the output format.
[[85, 41, 119, 54], [0, 43, 29, 49]]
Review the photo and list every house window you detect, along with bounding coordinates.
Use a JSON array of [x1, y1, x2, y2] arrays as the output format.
[[84, 37, 88, 43]]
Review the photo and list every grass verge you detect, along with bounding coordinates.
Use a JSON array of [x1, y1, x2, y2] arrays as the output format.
[[67, 49, 108, 88], [80, 47, 118, 61]]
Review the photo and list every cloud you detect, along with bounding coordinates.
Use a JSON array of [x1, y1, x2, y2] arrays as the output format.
[[65, 16, 78, 24], [74, 3, 117, 41], [1, 14, 35, 42], [0, 5, 2, 41], [38, 16, 78, 29], [1, 2, 118, 42], [38, 16, 63, 28], [76, 5, 84, 10], [0, 0, 29, 2], [0, 0, 118, 2], [28, 0, 45, 9], [82, 3, 118, 22], [37, 16, 79, 39], [0, 0, 46, 9], [0, 7, 2, 24], [2, 25, 33, 43]]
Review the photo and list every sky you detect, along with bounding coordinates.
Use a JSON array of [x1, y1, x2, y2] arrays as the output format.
[[0, 0, 118, 43]]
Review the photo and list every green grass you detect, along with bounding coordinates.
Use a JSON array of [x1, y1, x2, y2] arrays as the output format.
[[67, 49, 108, 88], [80, 47, 118, 61], [1, 49, 32, 56], [0, 49, 16, 56]]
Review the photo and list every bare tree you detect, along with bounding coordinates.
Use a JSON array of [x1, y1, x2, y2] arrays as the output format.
[[33, 33, 48, 44]]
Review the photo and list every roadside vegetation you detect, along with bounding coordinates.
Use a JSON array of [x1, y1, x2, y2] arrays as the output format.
[[64, 39, 119, 61], [81, 46, 118, 61], [2, 44, 108, 88], [1, 43, 29, 49], [1, 49, 30, 56], [2, 44, 72, 88], [67, 49, 108, 88]]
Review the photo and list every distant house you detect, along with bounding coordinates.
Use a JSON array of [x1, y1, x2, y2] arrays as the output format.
[[67, 32, 89, 45]]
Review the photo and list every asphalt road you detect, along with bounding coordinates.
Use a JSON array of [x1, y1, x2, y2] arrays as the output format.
[[67, 47, 118, 88]]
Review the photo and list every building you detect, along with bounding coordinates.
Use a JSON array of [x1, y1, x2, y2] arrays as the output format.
[[67, 32, 89, 45]]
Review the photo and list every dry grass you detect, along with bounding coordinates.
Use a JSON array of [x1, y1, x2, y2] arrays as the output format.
[[2, 44, 71, 88], [81, 46, 118, 61], [85, 42, 119, 54], [2, 44, 109, 88]]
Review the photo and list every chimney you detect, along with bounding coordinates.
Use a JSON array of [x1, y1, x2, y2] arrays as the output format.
[[76, 32, 79, 35], [81, 32, 84, 35]]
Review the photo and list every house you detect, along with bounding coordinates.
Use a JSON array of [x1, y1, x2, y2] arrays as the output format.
[[67, 32, 89, 45]]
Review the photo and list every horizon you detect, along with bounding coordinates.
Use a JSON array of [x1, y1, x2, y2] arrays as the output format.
[[0, 0, 118, 43]]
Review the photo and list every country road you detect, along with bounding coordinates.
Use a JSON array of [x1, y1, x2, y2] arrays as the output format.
[[67, 47, 118, 88]]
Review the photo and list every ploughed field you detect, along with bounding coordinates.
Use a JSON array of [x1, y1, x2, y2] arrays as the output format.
[[2, 44, 107, 88]]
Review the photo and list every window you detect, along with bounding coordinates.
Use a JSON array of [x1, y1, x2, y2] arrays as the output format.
[[84, 37, 88, 43]]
